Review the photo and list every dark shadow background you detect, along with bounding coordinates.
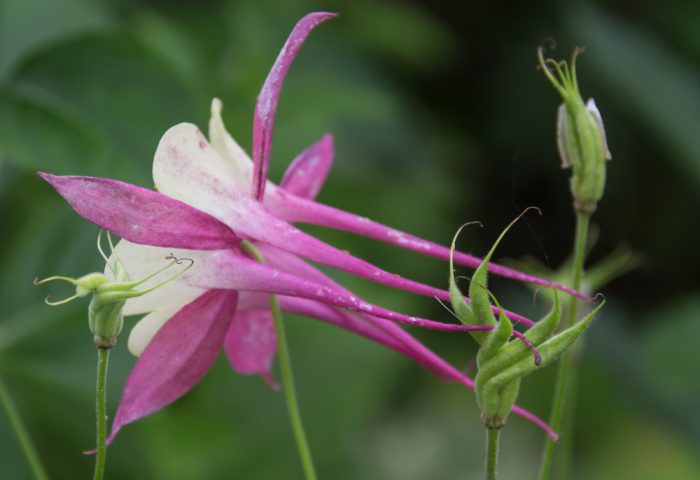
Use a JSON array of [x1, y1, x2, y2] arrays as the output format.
[[1, 0, 699, 478]]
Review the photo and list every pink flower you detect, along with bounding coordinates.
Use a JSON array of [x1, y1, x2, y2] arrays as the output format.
[[38, 12, 575, 442]]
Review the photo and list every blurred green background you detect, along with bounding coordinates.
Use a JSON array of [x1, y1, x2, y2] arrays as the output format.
[[1, 0, 699, 478]]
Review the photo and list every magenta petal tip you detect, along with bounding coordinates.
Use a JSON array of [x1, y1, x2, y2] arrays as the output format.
[[252, 12, 336, 200]]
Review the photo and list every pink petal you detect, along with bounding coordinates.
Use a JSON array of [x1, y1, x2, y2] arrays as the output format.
[[239, 205, 518, 321], [190, 248, 486, 332], [107, 289, 238, 444], [38, 173, 238, 249], [265, 192, 590, 302], [280, 296, 556, 440], [237, 274, 558, 440], [280, 134, 334, 200], [154, 128, 537, 324], [224, 309, 278, 388], [236, 247, 559, 440], [274, 296, 454, 378], [252, 12, 336, 200]]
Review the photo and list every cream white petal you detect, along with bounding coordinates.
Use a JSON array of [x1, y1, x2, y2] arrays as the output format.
[[208, 98, 253, 192], [586, 98, 612, 161], [127, 306, 181, 357], [153, 123, 252, 223]]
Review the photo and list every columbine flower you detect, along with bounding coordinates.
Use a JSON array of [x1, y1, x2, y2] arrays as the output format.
[[38, 12, 580, 442]]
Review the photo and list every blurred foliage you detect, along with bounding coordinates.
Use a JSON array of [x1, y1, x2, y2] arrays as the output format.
[[0, 0, 699, 479]]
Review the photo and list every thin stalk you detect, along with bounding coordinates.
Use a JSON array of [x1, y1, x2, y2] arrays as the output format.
[[269, 294, 318, 480], [241, 241, 317, 480], [538, 212, 590, 480], [93, 347, 110, 480], [486, 428, 501, 480], [0, 375, 48, 480]]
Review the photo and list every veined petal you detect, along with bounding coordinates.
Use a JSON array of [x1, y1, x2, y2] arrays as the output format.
[[127, 306, 181, 356], [224, 309, 277, 387], [38, 173, 238, 250], [265, 192, 591, 302], [280, 134, 334, 200], [154, 123, 259, 223], [208, 98, 253, 191], [107, 240, 207, 316], [252, 12, 336, 200], [107, 289, 238, 445]]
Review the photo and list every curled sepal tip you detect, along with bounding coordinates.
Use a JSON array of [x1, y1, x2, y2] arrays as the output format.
[[449, 208, 539, 344], [448, 221, 482, 329]]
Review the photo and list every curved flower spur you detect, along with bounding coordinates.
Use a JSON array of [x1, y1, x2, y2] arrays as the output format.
[[38, 12, 588, 443]]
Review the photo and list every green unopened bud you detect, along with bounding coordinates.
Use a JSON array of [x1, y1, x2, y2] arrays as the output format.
[[35, 230, 193, 349], [538, 46, 611, 214]]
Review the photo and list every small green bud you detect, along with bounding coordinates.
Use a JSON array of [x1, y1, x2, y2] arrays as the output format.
[[35, 230, 193, 349], [75, 272, 109, 296], [539, 46, 611, 214]]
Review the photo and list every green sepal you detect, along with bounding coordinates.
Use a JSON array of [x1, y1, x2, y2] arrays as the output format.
[[476, 293, 512, 368], [448, 225, 474, 327], [469, 211, 537, 343], [476, 290, 561, 387]]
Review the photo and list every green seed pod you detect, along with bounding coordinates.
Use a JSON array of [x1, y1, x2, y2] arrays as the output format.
[[480, 379, 521, 430], [89, 296, 126, 348], [35, 230, 193, 349], [478, 300, 604, 426]]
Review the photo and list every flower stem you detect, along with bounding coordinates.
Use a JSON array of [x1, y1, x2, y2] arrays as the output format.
[[93, 347, 110, 480], [486, 428, 500, 480], [240, 240, 317, 480], [0, 374, 48, 480], [538, 212, 590, 480], [269, 294, 318, 480]]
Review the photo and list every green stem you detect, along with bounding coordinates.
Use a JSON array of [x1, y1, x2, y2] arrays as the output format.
[[538, 212, 590, 480], [93, 347, 110, 480], [270, 294, 318, 480], [0, 374, 49, 480], [486, 428, 500, 480], [241, 241, 317, 480]]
